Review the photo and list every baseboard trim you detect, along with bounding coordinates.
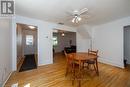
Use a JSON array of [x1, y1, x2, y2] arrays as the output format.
[[98, 58, 124, 68], [38, 61, 53, 66], [2, 71, 13, 87]]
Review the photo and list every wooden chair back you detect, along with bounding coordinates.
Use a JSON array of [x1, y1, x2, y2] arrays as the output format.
[[88, 49, 98, 56], [64, 50, 74, 64]]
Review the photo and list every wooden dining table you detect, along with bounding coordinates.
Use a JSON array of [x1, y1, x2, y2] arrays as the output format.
[[70, 52, 99, 87]]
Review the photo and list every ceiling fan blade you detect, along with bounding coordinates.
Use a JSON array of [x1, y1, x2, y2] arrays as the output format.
[[81, 14, 91, 18], [66, 11, 74, 16], [66, 8, 77, 16], [79, 8, 88, 15]]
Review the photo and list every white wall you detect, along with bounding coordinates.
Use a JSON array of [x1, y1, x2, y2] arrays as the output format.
[[0, 18, 12, 86], [12, 15, 76, 70], [124, 26, 130, 64], [92, 17, 130, 68], [53, 32, 76, 53], [76, 25, 92, 52]]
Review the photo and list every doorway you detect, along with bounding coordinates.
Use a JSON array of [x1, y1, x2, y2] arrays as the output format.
[[52, 29, 76, 63], [16, 23, 38, 72], [124, 25, 130, 67]]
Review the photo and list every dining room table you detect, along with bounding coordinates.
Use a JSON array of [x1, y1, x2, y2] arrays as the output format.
[[70, 52, 99, 87]]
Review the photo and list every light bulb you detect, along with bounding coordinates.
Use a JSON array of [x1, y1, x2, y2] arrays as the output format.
[[72, 18, 75, 23], [61, 33, 65, 36], [75, 18, 79, 23], [78, 17, 81, 21], [28, 25, 35, 29]]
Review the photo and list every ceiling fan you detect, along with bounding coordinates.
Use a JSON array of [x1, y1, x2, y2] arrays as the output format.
[[69, 8, 89, 23]]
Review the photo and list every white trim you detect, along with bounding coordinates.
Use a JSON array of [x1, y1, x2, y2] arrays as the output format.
[[98, 58, 124, 68], [12, 17, 17, 71], [2, 72, 13, 87]]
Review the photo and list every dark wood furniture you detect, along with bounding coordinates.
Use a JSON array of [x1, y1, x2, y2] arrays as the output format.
[[64, 50, 80, 85], [70, 52, 98, 87], [64, 50, 74, 76], [64, 45, 76, 54], [85, 49, 99, 74]]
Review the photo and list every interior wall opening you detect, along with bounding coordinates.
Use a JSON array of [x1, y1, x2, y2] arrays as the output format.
[[52, 29, 76, 63], [124, 25, 130, 68], [16, 23, 38, 72]]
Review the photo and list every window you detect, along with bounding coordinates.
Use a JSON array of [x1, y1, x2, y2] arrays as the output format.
[[53, 36, 58, 46], [26, 35, 33, 45]]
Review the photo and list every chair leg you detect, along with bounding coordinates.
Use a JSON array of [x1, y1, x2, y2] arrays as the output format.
[[95, 59, 99, 76], [72, 71, 74, 86], [83, 62, 85, 69], [65, 64, 69, 76], [87, 63, 90, 69], [93, 64, 97, 73], [65, 68, 68, 76], [72, 63, 75, 85]]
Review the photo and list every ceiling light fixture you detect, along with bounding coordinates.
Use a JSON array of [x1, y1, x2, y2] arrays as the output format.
[[72, 15, 82, 23], [61, 32, 65, 37], [69, 8, 88, 23], [28, 25, 35, 29]]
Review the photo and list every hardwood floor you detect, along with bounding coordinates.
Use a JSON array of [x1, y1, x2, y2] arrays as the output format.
[[5, 53, 130, 87]]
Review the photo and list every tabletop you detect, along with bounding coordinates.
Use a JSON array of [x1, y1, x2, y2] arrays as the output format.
[[70, 52, 98, 61]]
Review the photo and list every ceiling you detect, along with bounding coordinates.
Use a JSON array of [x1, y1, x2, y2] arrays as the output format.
[[16, 0, 130, 27], [53, 29, 75, 33]]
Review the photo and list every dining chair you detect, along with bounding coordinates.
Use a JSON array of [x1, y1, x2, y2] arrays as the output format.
[[64, 50, 75, 76], [64, 50, 82, 86], [85, 49, 98, 73]]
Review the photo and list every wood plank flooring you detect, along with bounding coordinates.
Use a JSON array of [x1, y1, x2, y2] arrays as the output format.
[[5, 53, 130, 87]]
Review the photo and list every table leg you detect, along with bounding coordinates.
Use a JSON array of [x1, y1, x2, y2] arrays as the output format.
[[78, 61, 82, 87]]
